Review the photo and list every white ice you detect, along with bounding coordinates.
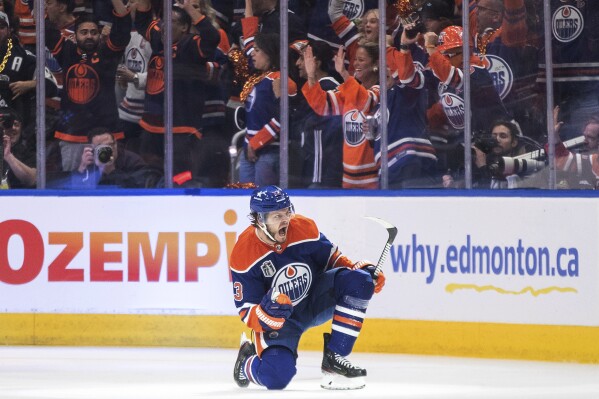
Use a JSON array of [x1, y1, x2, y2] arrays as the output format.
[[1, 346, 598, 399]]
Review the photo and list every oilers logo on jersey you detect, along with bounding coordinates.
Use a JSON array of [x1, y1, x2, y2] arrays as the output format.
[[343, 110, 366, 146], [125, 48, 146, 74], [441, 93, 466, 130], [553, 6, 584, 42], [333, 0, 366, 20], [272, 264, 313, 305], [484, 55, 514, 100]]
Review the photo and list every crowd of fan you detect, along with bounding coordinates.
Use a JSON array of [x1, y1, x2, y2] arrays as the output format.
[[1, 0, 598, 190]]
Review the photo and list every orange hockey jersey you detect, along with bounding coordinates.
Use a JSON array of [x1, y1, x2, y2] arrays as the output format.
[[302, 76, 379, 189]]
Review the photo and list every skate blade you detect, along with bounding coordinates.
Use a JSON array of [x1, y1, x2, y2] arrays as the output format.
[[239, 332, 250, 345], [320, 372, 365, 390]]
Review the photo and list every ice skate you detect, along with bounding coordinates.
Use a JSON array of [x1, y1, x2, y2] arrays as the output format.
[[233, 332, 256, 388], [320, 333, 366, 390]]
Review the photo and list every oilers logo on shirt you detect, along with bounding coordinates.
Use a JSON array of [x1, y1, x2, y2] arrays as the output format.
[[332, 0, 366, 20], [343, 110, 366, 146], [552, 6, 584, 42], [440, 93, 465, 130], [484, 55, 513, 100], [272, 263, 313, 305]]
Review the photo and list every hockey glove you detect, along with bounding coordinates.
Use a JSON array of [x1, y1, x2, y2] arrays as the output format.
[[353, 260, 386, 293], [256, 288, 293, 331]]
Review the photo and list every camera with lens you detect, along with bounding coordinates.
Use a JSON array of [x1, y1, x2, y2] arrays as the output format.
[[488, 156, 545, 178], [472, 134, 498, 154], [0, 112, 15, 131], [94, 144, 114, 164], [404, 21, 426, 39]]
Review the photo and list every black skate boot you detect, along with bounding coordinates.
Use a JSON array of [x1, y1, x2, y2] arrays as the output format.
[[233, 332, 256, 388], [320, 332, 367, 390]]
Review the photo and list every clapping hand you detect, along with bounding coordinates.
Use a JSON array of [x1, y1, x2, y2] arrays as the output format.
[[303, 45, 317, 86], [333, 46, 349, 80]]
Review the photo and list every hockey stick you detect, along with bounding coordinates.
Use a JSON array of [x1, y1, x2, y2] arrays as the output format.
[[364, 216, 398, 277]]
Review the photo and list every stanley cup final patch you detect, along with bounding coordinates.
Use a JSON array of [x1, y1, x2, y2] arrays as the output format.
[[261, 260, 276, 278]]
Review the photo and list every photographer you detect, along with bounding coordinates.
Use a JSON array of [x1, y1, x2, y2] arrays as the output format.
[[70, 127, 161, 189], [1, 108, 36, 188], [473, 120, 528, 189], [444, 120, 537, 189]]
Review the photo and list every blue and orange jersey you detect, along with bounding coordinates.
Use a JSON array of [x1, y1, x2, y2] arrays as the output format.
[[373, 49, 436, 174], [230, 214, 353, 351], [302, 76, 379, 189], [428, 51, 509, 133], [244, 72, 297, 151]]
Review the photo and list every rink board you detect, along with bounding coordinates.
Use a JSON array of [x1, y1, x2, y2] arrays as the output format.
[[0, 190, 598, 363]]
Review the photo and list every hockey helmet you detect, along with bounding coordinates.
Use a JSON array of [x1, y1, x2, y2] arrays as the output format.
[[436, 25, 463, 53], [250, 185, 292, 214]]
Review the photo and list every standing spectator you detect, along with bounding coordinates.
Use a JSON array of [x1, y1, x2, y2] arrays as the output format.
[[238, 32, 297, 186], [1, 108, 35, 188], [115, 18, 152, 154], [0, 11, 57, 124], [425, 26, 510, 135], [302, 44, 380, 189], [472, 0, 540, 140], [193, 0, 232, 187], [133, 0, 220, 180], [371, 28, 438, 189], [294, 40, 343, 188], [46, 0, 131, 171]]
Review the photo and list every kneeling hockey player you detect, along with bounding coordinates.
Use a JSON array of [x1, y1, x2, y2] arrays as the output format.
[[230, 185, 385, 390]]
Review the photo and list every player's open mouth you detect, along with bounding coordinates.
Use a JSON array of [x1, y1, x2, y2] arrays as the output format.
[[279, 227, 287, 237]]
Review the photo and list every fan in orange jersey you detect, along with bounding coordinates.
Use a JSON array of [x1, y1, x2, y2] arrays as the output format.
[[302, 44, 380, 189]]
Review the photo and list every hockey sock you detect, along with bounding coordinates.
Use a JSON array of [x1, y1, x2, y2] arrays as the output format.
[[329, 269, 374, 356]]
